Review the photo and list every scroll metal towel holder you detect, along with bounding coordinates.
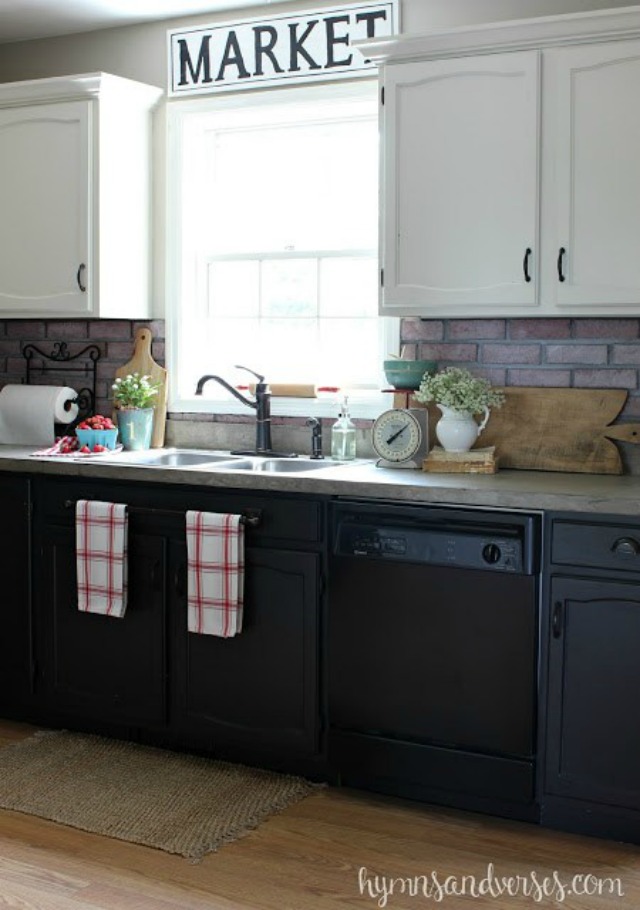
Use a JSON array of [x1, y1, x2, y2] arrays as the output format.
[[22, 341, 101, 423]]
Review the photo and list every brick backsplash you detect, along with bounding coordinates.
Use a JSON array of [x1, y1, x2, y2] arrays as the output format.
[[0, 319, 165, 417], [402, 317, 640, 419], [3, 316, 640, 424]]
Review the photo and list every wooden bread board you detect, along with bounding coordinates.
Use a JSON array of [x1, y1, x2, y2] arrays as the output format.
[[114, 327, 168, 448], [396, 387, 640, 475]]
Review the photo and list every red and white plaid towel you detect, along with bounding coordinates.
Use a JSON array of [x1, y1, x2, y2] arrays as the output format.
[[186, 511, 245, 637], [76, 500, 128, 617]]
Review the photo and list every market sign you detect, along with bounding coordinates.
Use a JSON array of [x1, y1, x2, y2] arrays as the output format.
[[168, 2, 398, 96]]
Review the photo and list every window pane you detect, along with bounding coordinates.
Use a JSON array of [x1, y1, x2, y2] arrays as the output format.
[[260, 318, 319, 381], [205, 318, 261, 376], [319, 317, 380, 385], [208, 260, 259, 317], [262, 259, 317, 317], [202, 118, 378, 254], [320, 258, 378, 317]]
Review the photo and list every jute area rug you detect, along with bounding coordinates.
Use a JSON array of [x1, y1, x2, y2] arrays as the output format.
[[0, 730, 321, 860]]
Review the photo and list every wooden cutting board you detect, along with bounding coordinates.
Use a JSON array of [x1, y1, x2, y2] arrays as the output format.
[[114, 327, 168, 448], [401, 387, 640, 474]]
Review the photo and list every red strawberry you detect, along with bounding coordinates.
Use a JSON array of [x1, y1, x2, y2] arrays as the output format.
[[92, 444, 106, 453], [80, 445, 91, 453]]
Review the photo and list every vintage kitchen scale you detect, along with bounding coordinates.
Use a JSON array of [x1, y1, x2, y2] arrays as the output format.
[[372, 407, 429, 469]]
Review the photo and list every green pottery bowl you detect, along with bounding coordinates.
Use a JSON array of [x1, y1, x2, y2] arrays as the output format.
[[383, 359, 436, 390]]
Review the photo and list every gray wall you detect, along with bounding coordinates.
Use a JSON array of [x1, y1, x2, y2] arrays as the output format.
[[0, 0, 638, 85]]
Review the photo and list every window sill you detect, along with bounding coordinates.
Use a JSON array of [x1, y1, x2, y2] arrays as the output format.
[[170, 391, 393, 421]]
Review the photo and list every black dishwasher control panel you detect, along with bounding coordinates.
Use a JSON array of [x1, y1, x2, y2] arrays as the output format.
[[332, 502, 540, 575], [338, 524, 523, 572]]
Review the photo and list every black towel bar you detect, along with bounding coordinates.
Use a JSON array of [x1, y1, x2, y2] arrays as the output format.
[[63, 500, 262, 527]]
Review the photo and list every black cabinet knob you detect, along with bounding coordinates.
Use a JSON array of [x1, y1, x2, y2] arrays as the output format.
[[552, 601, 563, 639]]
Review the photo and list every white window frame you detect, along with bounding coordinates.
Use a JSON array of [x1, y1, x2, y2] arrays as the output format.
[[166, 79, 399, 419]]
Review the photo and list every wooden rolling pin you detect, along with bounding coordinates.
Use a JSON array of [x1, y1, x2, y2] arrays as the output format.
[[242, 383, 317, 398]]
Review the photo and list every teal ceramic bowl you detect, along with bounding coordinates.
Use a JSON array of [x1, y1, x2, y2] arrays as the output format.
[[75, 427, 119, 451], [383, 359, 436, 390]]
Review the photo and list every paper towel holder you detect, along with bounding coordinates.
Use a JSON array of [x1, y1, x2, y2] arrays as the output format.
[[22, 342, 101, 422]]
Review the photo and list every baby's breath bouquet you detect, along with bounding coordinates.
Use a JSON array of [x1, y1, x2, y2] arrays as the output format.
[[112, 372, 160, 409], [415, 367, 505, 414]]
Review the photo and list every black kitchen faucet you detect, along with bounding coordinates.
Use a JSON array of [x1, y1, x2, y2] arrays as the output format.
[[195, 365, 296, 457]]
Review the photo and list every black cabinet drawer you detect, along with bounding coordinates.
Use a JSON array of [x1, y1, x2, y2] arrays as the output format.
[[34, 477, 323, 544], [551, 519, 640, 574]]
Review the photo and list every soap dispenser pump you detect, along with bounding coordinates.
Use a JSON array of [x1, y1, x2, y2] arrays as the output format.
[[331, 395, 356, 461]]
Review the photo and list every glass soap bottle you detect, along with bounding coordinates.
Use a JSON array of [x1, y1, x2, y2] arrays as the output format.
[[331, 396, 357, 461]]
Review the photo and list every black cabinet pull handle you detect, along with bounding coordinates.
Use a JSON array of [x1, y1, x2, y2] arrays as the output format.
[[77, 263, 87, 292], [612, 536, 640, 558], [552, 601, 563, 639], [523, 247, 532, 283], [557, 247, 566, 283]]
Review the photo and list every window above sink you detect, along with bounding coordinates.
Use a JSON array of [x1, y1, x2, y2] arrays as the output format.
[[166, 80, 398, 420]]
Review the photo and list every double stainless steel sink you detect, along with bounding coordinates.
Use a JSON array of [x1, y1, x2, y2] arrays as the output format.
[[98, 448, 344, 474]]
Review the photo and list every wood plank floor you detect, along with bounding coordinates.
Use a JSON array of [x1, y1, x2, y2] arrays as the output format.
[[0, 721, 638, 909]]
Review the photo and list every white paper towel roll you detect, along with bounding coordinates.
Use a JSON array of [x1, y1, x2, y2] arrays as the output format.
[[0, 385, 78, 446]]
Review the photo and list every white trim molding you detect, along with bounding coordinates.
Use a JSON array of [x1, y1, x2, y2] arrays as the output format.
[[361, 5, 640, 65]]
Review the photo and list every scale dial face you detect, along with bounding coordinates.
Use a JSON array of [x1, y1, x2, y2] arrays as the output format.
[[372, 409, 423, 463]]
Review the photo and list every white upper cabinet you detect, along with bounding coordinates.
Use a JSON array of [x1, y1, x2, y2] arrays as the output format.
[[382, 52, 539, 314], [369, 7, 640, 317], [0, 74, 162, 318], [0, 101, 89, 315], [546, 40, 640, 311]]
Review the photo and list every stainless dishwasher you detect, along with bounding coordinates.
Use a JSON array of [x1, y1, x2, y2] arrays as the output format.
[[328, 499, 541, 821]]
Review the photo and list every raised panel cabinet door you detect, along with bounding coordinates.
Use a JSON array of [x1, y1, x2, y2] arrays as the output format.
[[381, 51, 540, 315], [39, 525, 167, 726], [0, 101, 90, 314], [172, 545, 321, 757], [548, 40, 640, 309], [545, 577, 640, 810]]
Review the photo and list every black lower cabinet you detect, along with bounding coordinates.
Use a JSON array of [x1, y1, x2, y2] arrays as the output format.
[[543, 575, 640, 842], [38, 521, 167, 727], [542, 513, 640, 844], [29, 476, 325, 773], [171, 544, 321, 763], [0, 476, 33, 712]]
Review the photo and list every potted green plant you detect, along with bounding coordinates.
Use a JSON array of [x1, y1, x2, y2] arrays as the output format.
[[415, 367, 505, 453], [112, 372, 161, 450]]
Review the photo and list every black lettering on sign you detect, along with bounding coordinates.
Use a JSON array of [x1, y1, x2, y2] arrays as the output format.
[[216, 30, 251, 81], [169, 3, 397, 96], [325, 15, 352, 69], [178, 35, 212, 86], [288, 20, 321, 72], [356, 9, 389, 38], [253, 25, 284, 76]]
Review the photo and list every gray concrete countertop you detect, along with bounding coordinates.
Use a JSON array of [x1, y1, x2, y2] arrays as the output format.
[[3, 445, 640, 515]]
